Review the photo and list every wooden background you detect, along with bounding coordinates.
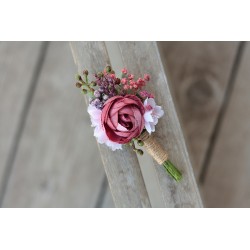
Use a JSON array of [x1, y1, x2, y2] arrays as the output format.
[[0, 41, 249, 207]]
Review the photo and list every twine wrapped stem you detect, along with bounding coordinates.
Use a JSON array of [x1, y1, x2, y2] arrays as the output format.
[[139, 131, 182, 181]]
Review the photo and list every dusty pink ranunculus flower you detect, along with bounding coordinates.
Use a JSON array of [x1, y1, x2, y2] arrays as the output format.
[[101, 95, 145, 144]]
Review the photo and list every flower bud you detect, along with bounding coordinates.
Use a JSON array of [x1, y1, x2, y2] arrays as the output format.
[[94, 90, 101, 98], [99, 86, 104, 93], [105, 65, 112, 73], [115, 78, 121, 85], [83, 70, 88, 75], [76, 74, 82, 81], [136, 149, 144, 155], [97, 72, 104, 78], [76, 82, 82, 88], [82, 89, 88, 94], [137, 140, 144, 147]]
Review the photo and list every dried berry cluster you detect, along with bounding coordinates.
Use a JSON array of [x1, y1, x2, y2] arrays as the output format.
[[75, 65, 154, 110]]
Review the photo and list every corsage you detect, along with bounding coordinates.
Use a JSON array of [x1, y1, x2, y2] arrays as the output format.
[[75, 66, 182, 181]]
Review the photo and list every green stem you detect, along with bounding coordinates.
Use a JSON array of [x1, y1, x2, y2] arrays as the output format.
[[162, 160, 182, 182]]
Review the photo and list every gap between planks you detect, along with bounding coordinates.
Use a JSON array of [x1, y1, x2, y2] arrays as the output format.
[[199, 42, 246, 184], [202, 42, 250, 207]]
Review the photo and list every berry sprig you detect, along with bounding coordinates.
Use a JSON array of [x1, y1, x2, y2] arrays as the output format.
[[75, 65, 154, 110], [75, 70, 95, 96]]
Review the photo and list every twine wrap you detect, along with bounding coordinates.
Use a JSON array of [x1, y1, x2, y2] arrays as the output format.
[[139, 131, 168, 165]]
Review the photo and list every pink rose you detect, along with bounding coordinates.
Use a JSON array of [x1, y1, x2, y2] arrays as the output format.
[[101, 95, 145, 144]]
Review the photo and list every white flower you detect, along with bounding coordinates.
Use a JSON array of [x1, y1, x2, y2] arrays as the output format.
[[87, 104, 122, 151], [143, 98, 164, 134]]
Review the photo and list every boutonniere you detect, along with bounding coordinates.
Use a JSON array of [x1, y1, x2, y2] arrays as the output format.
[[75, 66, 182, 181]]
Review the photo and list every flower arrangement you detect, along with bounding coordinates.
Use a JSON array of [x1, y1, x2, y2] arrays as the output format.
[[75, 66, 182, 181]]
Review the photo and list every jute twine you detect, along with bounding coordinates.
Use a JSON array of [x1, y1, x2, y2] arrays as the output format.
[[139, 131, 168, 165]]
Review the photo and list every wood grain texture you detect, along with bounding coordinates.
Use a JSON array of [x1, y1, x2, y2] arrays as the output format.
[[118, 42, 202, 207], [0, 42, 43, 197], [2, 42, 108, 207], [101, 185, 115, 208], [70, 41, 151, 208], [158, 42, 238, 177], [202, 42, 250, 207]]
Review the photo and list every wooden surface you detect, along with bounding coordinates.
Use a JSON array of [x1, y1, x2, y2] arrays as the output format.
[[159, 41, 250, 207], [1, 41, 250, 207], [1, 42, 114, 207], [70, 41, 151, 208], [202, 42, 250, 207], [158, 42, 239, 179], [0, 42, 44, 203], [118, 42, 202, 207]]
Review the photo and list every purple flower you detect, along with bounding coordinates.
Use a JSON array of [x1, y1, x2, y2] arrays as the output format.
[[99, 86, 104, 93], [91, 98, 100, 108], [94, 90, 101, 98], [94, 74, 118, 97]]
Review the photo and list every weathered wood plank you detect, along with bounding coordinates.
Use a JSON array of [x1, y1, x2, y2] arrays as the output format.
[[101, 185, 115, 208], [0, 42, 43, 200], [118, 42, 202, 207], [202, 42, 250, 207], [70, 42, 151, 208], [105, 41, 165, 207], [158, 42, 239, 178], [2, 42, 108, 207]]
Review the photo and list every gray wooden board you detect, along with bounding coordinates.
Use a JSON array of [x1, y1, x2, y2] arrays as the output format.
[[101, 185, 115, 208], [2, 42, 111, 207], [158, 42, 238, 178], [202, 42, 250, 207], [0, 42, 43, 198], [70, 41, 151, 208], [105, 41, 165, 207], [118, 42, 202, 207]]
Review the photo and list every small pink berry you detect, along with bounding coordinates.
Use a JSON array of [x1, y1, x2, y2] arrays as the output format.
[[137, 78, 145, 87], [121, 78, 127, 84], [144, 74, 150, 81], [128, 74, 134, 80], [129, 80, 136, 86], [122, 68, 128, 74], [110, 74, 116, 79], [140, 90, 155, 98]]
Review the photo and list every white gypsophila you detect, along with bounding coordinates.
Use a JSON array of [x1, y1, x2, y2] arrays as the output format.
[[143, 98, 164, 134], [87, 104, 122, 151]]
